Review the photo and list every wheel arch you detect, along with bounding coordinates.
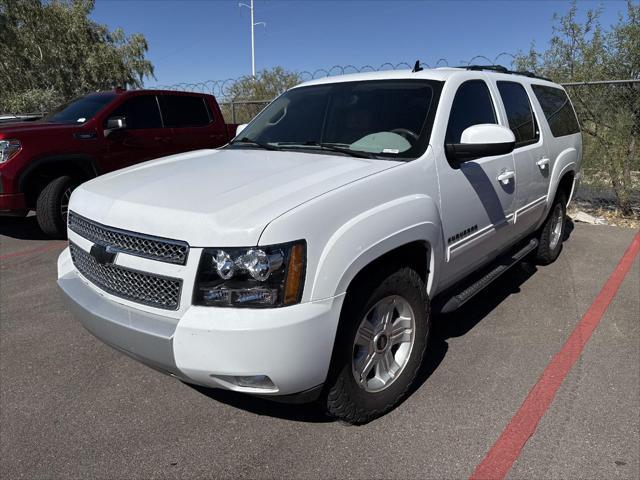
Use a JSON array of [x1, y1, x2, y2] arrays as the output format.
[[344, 239, 433, 298], [556, 170, 576, 204], [307, 194, 444, 301], [544, 149, 578, 221], [19, 154, 100, 207]]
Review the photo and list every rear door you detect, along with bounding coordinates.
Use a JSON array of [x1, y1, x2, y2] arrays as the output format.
[[494, 81, 549, 237], [159, 94, 227, 153], [103, 94, 172, 170], [435, 78, 517, 284], [530, 84, 582, 198]]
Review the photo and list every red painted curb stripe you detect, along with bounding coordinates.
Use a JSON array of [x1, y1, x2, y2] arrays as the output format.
[[0, 242, 66, 261], [470, 232, 640, 480]]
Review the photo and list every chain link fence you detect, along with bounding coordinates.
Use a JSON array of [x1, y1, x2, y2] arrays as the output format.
[[563, 80, 639, 218], [219, 99, 271, 125], [4, 58, 638, 218]]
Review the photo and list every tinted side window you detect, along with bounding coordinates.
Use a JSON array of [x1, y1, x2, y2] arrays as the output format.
[[108, 95, 162, 129], [446, 80, 497, 144], [497, 81, 539, 147], [532, 85, 580, 137], [161, 95, 211, 127]]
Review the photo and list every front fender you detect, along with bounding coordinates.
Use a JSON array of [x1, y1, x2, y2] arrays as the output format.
[[313, 195, 443, 300], [258, 156, 442, 304]]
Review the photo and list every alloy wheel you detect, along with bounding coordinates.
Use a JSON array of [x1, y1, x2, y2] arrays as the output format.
[[549, 203, 564, 250], [351, 295, 416, 393]]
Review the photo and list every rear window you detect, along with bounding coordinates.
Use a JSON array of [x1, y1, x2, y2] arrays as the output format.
[[532, 85, 580, 137], [497, 81, 539, 147], [160, 95, 211, 127]]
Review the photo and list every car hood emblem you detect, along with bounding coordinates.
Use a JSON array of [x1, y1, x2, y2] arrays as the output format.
[[90, 244, 117, 265]]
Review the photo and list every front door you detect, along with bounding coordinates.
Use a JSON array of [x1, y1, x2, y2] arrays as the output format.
[[435, 78, 517, 287], [103, 94, 174, 171]]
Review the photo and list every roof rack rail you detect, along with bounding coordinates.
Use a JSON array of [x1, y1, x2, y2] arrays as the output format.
[[456, 65, 552, 82], [461, 65, 509, 73], [510, 70, 553, 82]]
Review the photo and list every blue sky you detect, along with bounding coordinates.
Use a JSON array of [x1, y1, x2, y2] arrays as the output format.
[[91, 0, 630, 87]]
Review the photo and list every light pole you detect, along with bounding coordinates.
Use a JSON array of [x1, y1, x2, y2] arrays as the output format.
[[239, 0, 266, 77]]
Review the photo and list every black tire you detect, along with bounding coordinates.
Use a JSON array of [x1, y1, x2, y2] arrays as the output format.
[[324, 266, 430, 424], [535, 192, 567, 265], [36, 176, 76, 238]]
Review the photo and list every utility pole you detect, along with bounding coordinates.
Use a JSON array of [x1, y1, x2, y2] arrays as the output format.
[[239, 0, 266, 77]]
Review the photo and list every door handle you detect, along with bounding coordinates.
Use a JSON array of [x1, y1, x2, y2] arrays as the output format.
[[497, 170, 515, 185], [536, 158, 550, 169]]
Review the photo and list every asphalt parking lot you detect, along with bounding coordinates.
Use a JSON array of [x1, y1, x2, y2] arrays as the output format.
[[1, 216, 638, 479]]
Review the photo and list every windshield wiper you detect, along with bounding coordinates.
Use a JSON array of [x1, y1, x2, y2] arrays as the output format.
[[229, 137, 279, 151], [293, 141, 377, 159]]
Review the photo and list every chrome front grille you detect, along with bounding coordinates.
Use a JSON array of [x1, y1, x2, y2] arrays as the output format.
[[69, 242, 182, 310], [68, 211, 189, 265]]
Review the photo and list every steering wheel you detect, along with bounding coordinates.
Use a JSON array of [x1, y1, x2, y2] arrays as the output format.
[[390, 128, 419, 144]]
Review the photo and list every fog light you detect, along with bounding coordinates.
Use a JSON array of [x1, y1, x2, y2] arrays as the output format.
[[235, 375, 275, 389], [202, 288, 231, 304], [198, 287, 277, 306], [212, 374, 276, 390]]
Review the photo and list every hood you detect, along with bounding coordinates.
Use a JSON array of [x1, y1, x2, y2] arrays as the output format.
[[0, 121, 81, 137], [70, 148, 400, 246]]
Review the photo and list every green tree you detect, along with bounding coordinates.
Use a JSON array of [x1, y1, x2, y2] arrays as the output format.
[[226, 66, 301, 101], [221, 67, 301, 123], [0, 0, 154, 113], [515, 0, 639, 216]]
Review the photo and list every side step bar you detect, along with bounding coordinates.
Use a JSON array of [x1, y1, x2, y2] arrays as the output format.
[[438, 238, 539, 314]]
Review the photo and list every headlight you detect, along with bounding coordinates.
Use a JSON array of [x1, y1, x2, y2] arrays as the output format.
[[194, 240, 306, 308], [0, 139, 21, 163]]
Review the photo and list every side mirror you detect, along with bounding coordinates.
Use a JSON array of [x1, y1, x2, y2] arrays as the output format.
[[445, 124, 515, 163], [235, 124, 248, 137], [105, 116, 127, 136]]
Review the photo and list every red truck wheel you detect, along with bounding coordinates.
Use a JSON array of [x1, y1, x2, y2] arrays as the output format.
[[36, 176, 76, 239]]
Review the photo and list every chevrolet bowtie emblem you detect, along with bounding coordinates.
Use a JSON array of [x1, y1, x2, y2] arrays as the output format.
[[90, 244, 117, 265]]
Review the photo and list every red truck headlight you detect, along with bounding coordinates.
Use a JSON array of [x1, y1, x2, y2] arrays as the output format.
[[0, 139, 21, 163]]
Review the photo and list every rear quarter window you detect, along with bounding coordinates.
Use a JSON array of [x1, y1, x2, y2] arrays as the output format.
[[532, 85, 580, 137], [160, 95, 212, 127]]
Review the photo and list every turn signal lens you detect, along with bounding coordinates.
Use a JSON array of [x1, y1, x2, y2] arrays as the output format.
[[284, 243, 305, 305]]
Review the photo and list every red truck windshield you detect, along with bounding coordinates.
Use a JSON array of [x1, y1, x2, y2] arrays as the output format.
[[44, 92, 117, 124]]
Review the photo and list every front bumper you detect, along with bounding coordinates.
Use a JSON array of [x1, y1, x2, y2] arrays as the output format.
[[0, 192, 27, 215], [57, 247, 344, 398]]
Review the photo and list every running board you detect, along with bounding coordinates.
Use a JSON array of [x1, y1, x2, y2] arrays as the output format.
[[438, 238, 539, 314]]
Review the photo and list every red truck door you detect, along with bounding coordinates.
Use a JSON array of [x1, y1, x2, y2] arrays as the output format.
[[103, 94, 174, 170], [159, 94, 229, 152]]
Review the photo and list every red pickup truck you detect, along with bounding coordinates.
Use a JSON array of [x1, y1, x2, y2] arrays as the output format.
[[0, 89, 238, 237]]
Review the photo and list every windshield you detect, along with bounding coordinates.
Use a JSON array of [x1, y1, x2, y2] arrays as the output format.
[[230, 80, 438, 159], [45, 92, 117, 124]]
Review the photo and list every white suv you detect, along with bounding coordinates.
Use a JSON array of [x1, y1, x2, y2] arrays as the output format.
[[58, 66, 582, 423]]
